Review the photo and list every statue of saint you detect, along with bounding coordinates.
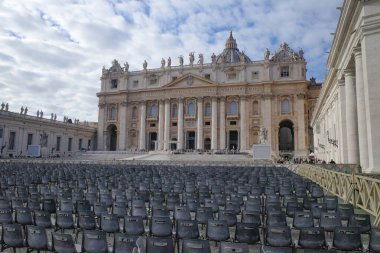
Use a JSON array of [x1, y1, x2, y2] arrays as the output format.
[[189, 52, 194, 66], [167, 57, 171, 67], [5, 103, 9, 111], [259, 126, 268, 144], [40, 110, 43, 118], [37, 110, 40, 118], [143, 60, 148, 70], [161, 58, 165, 68], [124, 62, 129, 72], [179, 55, 184, 67], [299, 48, 304, 60], [54, 114, 57, 120], [239, 51, 246, 63], [264, 48, 270, 60], [211, 53, 216, 64], [20, 106, 24, 114], [1, 102, 4, 110], [24, 107, 28, 115], [198, 54, 204, 65]]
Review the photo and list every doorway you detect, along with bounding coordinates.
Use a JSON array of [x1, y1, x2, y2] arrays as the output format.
[[107, 124, 117, 151], [228, 130, 239, 150], [204, 138, 211, 151], [186, 131, 195, 150], [149, 132, 157, 151]]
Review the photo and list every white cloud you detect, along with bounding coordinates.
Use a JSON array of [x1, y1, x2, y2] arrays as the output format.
[[0, 0, 342, 121]]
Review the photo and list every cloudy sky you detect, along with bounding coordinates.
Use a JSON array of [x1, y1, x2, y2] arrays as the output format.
[[0, 0, 343, 122]]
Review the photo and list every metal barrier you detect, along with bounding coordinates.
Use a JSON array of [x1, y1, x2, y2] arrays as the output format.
[[295, 164, 380, 226]]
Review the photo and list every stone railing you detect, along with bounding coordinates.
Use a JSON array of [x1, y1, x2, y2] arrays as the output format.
[[295, 164, 380, 226]]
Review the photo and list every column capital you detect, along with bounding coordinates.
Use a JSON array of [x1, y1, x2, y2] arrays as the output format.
[[178, 97, 184, 103], [338, 79, 345, 86], [219, 96, 226, 102], [197, 97, 203, 102], [344, 68, 355, 77], [240, 95, 247, 100], [98, 103, 106, 109], [120, 101, 128, 107], [353, 46, 362, 57], [165, 98, 170, 104], [211, 96, 218, 101]]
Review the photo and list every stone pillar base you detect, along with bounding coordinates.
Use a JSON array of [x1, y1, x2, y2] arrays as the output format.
[[252, 144, 272, 160]]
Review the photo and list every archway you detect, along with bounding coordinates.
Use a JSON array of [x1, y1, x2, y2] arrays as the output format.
[[204, 138, 211, 151], [278, 120, 294, 153], [228, 130, 239, 150], [107, 124, 117, 151], [171, 138, 177, 151], [148, 132, 157, 151]]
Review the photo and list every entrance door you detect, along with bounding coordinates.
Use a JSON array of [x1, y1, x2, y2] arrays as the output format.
[[186, 131, 195, 150], [108, 125, 117, 151], [228, 131, 239, 150], [171, 138, 177, 151], [149, 132, 157, 151], [204, 138, 211, 150]]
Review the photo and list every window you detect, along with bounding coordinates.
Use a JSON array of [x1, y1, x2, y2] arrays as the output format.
[[56, 136, 61, 151], [109, 106, 117, 120], [9, 131, 16, 150], [0, 128, 3, 138], [252, 71, 259, 79], [230, 121, 237, 125], [150, 78, 157, 85], [133, 80, 139, 87], [227, 72, 237, 80], [150, 123, 156, 127], [27, 134, 33, 148], [229, 101, 238, 114], [172, 122, 177, 127], [172, 76, 177, 82], [205, 103, 211, 116], [68, 138, 72, 151], [281, 99, 290, 113], [252, 101, 259, 115], [78, 138, 82, 150], [204, 74, 211, 80], [111, 79, 118, 88], [187, 102, 195, 115], [281, 66, 289, 77], [132, 106, 137, 119], [150, 104, 158, 117], [171, 104, 178, 118], [87, 140, 91, 150], [205, 122, 210, 126]]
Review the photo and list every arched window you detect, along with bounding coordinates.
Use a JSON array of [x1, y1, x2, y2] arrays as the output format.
[[252, 101, 259, 115], [150, 104, 158, 117], [132, 106, 137, 119], [188, 101, 195, 115], [229, 101, 238, 114], [172, 104, 178, 118], [205, 103, 211, 116], [281, 99, 290, 113], [109, 105, 117, 120]]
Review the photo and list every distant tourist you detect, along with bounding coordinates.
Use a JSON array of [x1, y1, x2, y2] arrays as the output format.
[[329, 159, 336, 164]]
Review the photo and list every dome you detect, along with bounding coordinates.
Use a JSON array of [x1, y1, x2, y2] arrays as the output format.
[[216, 31, 252, 64]]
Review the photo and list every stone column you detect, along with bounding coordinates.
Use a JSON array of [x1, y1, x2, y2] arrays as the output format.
[[354, 47, 369, 170], [138, 102, 146, 150], [164, 99, 170, 151], [344, 69, 359, 164], [211, 96, 218, 150], [97, 103, 105, 150], [219, 97, 226, 150], [338, 80, 348, 163], [158, 100, 165, 150], [240, 95, 248, 151], [197, 97, 203, 150], [177, 98, 184, 150], [118, 101, 127, 150], [296, 94, 307, 157], [262, 95, 272, 145]]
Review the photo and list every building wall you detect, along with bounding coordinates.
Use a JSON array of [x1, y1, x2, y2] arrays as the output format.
[[311, 0, 380, 173], [0, 109, 97, 158]]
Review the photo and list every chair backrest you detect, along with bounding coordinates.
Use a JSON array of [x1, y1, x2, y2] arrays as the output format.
[[0, 207, 13, 224], [146, 237, 174, 253], [34, 210, 52, 228], [293, 211, 314, 229], [219, 242, 249, 253], [337, 204, 354, 220], [234, 222, 260, 244], [2, 223, 24, 247], [100, 213, 120, 233], [82, 230, 108, 253], [182, 239, 211, 253], [113, 234, 138, 253], [348, 214, 371, 234], [266, 225, 292, 247], [26, 225, 48, 251], [260, 245, 293, 253], [206, 219, 230, 242], [56, 210, 74, 229], [176, 219, 199, 239], [369, 227, 380, 253], [323, 196, 338, 211], [174, 206, 191, 221], [150, 216, 172, 237], [52, 232, 76, 253], [333, 226, 362, 251], [319, 212, 341, 232], [241, 210, 261, 226], [218, 209, 237, 227], [124, 216, 145, 235], [77, 211, 97, 230], [298, 227, 326, 249], [196, 207, 214, 224], [266, 211, 287, 227]]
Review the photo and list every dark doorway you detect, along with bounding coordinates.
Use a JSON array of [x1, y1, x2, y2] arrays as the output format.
[[149, 132, 157, 151], [204, 138, 211, 150], [186, 131, 195, 150], [279, 120, 294, 151], [107, 125, 117, 151], [228, 131, 239, 150], [171, 138, 177, 151]]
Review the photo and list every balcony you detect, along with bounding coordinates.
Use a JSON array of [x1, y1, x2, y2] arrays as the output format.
[[226, 113, 240, 120], [184, 114, 196, 120]]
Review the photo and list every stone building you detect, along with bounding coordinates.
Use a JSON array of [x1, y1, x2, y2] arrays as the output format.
[[311, 0, 380, 173], [0, 103, 97, 158], [97, 32, 320, 158]]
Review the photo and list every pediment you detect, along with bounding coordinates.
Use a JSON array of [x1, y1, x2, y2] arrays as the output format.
[[163, 74, 218, 89]]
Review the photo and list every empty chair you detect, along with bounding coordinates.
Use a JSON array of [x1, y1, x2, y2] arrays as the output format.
[[244, 198, 261, 213], [27, 199, 41, 211], [205, 199, 219, 213], [52, 233, 76, 253], [75, 211, 97, 241], [298, 227, 326, 249], [15, 207, 33, 226], [348, 214, 371, 234], [124, 216, 145, 236], [319, 212, 341, 233], [1, 223, 24, 253], [0, 207, 13, 224], [323, 196, 338, 211], [0, 198, 10, 208], [11, 197, 25, 209], [186, 198, 199, 212], [100, 213, 120, 234], [34, 210, 52, 228], [112, 202, 128, 218], [56, 210, 75, 232], [42, 198, 56, 213], [146, 237, 174, 253], [218, 209, 237, 227], [150, 216, 172, 237], [303, 250, 337, 253], [59, 199, 74, 213], [26, 225, 49, 253], [176, 220, 200, 253], [196, 207, 214, 227], [219, 242, 249, 253], [369, 227, 380, 253], [260, 245, 293, 253], [206, 219, 230, 245], [225, 200, 241, 215], [234, 222, 260, 244], [82, 230, 108, 253], [265, 226, 292, 247], [241, 210, 261, 226], [182, 239, 211, 253], [266, 211, 287, 227], [76, 200, 92, 213], [293, 211, 314, 229], [311, 203, 327, 219], [93, 202, 108, 217], [152, 206, 169, 218], [286, 202, 303, 218], [113, 233, 138, 253], [303, 197, 318, 210], [310, 185, 324, 198], [174, 206, 192, 221], [332, 226, 362, 251], [337, 204, 354, 220]]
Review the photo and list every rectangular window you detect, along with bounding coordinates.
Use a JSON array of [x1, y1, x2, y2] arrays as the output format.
[[227, 72, 237, 80], [204, 74, 211, 80], [108, 106, 117, 120], [251, 71, 259, 79], [205, 122, 210, 126], [27, 133, 33, 148], [281, 66, 289, 77], [172, 122, 177, 127], [230, 121, 237, 126], [56, 136, 61, 151], [133, 80, 139, 87], [150, 78, 158, 85], [0, 128, 3, 138], [68, 138, 72, 151], [78, 138, 82, 150], [9, 131, 16, 150], [150, 123, 156, 127], [111, 79, 118, 88], [88, 140, 91, 150], [172, 77, 177, 82]]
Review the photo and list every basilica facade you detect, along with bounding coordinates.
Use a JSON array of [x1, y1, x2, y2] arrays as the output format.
[[97, 33, 320, 158]]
